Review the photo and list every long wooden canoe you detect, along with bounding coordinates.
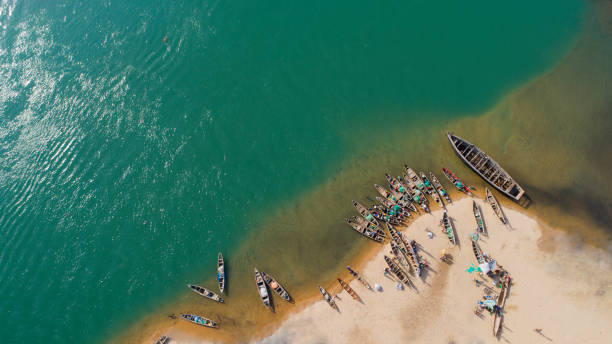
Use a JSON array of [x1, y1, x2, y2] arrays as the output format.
[[384, 255, 411, 286], [254, 268, 272, 311], [442, 167, 472, 195], [180, 313, 218, 329], [406, 238, 422, 276], [472, 240, 485, 264], [261, 271, 292, 303], [337, 278, 362, 303], [217, 253, 225, 293], [473, 201, 487, 235], [429, 172, 452, 204], [352, 200, 379, 226], [420, 171, 443, 208], [187, 284, 224, 303], [441, 211, 456, 245], [346, 266, 372, 290], [486, 188, 507, 225], [447, 132, 525, 201], [345, 217, 385, 243], [318, 285, 338, 311]]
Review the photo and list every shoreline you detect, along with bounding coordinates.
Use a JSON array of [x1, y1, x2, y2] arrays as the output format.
[[256, 197, 612, 344]]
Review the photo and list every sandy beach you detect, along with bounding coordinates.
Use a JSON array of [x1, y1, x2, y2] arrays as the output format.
[[248, 197, 612, 344]]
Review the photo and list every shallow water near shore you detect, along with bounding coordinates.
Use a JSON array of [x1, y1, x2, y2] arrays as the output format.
[[2, 0, 611, 343]]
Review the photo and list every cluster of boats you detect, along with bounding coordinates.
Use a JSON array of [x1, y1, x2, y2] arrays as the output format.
[[253, 267, 293, 311]]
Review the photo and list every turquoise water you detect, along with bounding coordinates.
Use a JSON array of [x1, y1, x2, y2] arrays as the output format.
[[0, 0, 584, 342]]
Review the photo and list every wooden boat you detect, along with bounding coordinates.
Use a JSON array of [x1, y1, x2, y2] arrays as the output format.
[[442, 167, 472, 195], [376, 183, 414, 212], [384, 255, 411, 286], [384, 173, 418, 213], [493, 276, 510, 336], [486, 188, 507, 225], [406, 238, 422, 276], [471, 240, 485, 264], [370, 205, 402, 225], [346, 266, 372, 290], [217, 252, 225, 293], [345, 217, 385, 243], [187, 284, 224, 303], [420, 172, 443, 208], [440, 211, 456, 245], [429, 172, 452, 204], [447, 132, 525, 201], [402, 173, 430, 213], [390, 240, 410, 268], [384, 267, 401, 283], [337, 278, 362, 303], [472, 201, 487, 235], [318, 285, 338, 311], [493, 313, 503, 337], [261, 271, 292, 303], [180, 313, 218, 329], [352, 200, 379, 226], [404, 166, 426, 193], [375, 196, 409, 219], [254, 268, 272, 310], [154, 335, 170, 344]]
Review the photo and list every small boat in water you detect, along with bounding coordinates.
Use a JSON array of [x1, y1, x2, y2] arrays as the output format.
[[421, 171, 443, 208], [180, 313, 218, 329], [473, 201, 487, 235], [254, 268, 273, 311], [261, 271, 292, 302], [352, 200, 379, 226], [345, 217, 385, 243], [337, 278, 362, 303], [440, 211, 456, 245], [187, 284, 224, 303], [429, 172, 452, 204], [154, 335, 170, 344], [486, 188, 507, 225], [442, 167, 472, 196], [318, 285, 338, 311], [346, 266, 372, 290], [447, 132, 525, 201], [217, 252, 225, 293]]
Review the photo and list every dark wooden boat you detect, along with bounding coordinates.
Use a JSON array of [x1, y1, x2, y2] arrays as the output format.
[[261, 271, 292, 302], [217, 252, 225, 293], [471, 240, 485, 264], [375, 196, 409, 219], [390, 240, 410, 268], [346, 266, 372, 290], [337, 278, 362, 303], [187, 284, 224, 303], [486, 188, 507, 224], [406, 239, 422, 276], [254, 268, 272, 310], [440, 211, 456, 245], [376, 183, 414, 212], [447, 132, 525, 201], [180, 313, 218, 329], [370, 205, 402, 225], [429, 172, 452, 204], [402, 172, 430, 213], [420, 171, 443, 208], [442, 167, 472, 195], [384, 255, 411, 286], [154, 335, 170, 344], [473, 201, 487, 235], [352, 200, 379, 226], [384, 173, 418, 213], [318, 285, 338, 311], [404, 166, 426, 193], [345, 217, 385, 243]]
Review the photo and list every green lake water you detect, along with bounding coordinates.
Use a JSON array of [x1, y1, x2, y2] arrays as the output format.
[[1, 0, 601, 343]]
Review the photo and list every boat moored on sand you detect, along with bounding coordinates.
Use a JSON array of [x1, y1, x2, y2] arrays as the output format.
[[429, 172, 452, 204], [180, 313, 218, 329], [442, 167, 472, 196], [486, 188, 507, 225], [318, 285, 339, 311]]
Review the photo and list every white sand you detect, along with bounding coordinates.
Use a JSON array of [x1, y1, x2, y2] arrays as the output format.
[[257, 198, 612, 344]]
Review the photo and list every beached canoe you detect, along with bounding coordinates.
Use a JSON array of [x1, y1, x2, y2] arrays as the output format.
[[404, 166, 426, 193], [375, 183, 414, 212], [261, 271, 292, 303], [346, 266, 372, 290], [345, 217, 385, 243], [154, 335, 170, 344], [217, 252, 225, 293], [402, 172, 430, 213], [406, 238, 422, 276], [375, 196, 409, 219], [187, 284, 224, 303], [384, 173, 418, 213], [390, 240, 410, 268], [384, 255, 411, 286], [370, 205, 402, 225], [429, 172, 452, 204], [352, 200, 380, 226], [420, 171, 443, 208], [447, 132, 525, 202], [180, 313, 218, 329], [441, 211, 456, 245], [442, 167, 472, 196], [318, 285, 338, 311], [486, 188, 507, 225], [254, 268, 273, 310], [337, 278, 362, 303], [472, 240, 485, 264], [472, 201, 487, 235]]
